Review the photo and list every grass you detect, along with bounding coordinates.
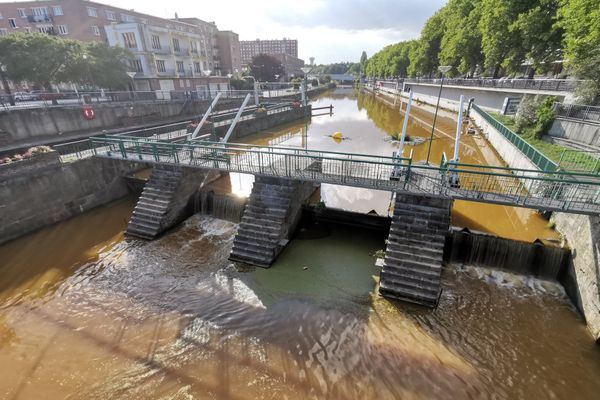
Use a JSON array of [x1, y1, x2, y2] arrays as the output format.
[[489, 112, 600, 173]]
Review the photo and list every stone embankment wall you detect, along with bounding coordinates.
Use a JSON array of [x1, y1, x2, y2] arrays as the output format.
[[549, 118, 600, 147], [0, 151, 147, 245], [553, 213, 600, 343]]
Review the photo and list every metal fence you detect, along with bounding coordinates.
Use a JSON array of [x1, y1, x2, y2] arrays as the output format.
[[472, 104, 558, 172], [84, 136, 600, 214], [557, 149, 600, 173], [404, 78, 582, 92], [554, 103, 600, 124]]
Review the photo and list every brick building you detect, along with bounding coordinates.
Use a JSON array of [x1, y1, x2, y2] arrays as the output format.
[[216, 30, 241, 77], [240, 38, 298, 67], [0, 0, 237, 93]]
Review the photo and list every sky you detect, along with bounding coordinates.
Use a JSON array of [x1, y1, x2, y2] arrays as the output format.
[[99, 0, 446, 64]]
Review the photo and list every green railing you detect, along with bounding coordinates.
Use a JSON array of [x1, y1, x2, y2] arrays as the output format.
[[89, 135, 600, 214], [471, 104, 558, 172]]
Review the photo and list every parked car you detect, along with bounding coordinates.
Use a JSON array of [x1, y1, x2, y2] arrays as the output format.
[[13, 91, 38, 101]]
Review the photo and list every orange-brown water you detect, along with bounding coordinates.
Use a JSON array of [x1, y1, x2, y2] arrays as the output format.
[[0, 198, 598, 399], [234, 89, 558, 242]]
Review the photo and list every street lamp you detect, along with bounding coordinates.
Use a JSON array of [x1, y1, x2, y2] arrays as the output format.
[[425, 65, 452, 165], [300, 66, 312, 108], [203, 69, 212, 99]]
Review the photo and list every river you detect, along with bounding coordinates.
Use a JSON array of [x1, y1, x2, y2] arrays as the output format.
[[0, 89, 598, 399]]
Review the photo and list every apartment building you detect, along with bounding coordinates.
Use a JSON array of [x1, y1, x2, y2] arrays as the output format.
[[240, 38, 298, 66], [0, 0, 231, 94], [216, 30, 241, 77]]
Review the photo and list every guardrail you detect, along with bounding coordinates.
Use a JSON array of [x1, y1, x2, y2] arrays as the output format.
[[405, 78, 581, 92], [554, 103, 600, 124], [471, 104, 558, 172], [87, 136, 600, 214]]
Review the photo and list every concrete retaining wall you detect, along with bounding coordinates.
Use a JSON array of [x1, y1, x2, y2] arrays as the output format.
[[553, 213, 600, 343], [549, 118, 600, 147], [0, 151, 147, 244], [470, 109, 539, 171]]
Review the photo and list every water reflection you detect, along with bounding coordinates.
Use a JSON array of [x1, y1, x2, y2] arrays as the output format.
[[234, 89, 559, 242]]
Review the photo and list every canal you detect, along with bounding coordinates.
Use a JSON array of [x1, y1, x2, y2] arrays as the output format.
[[0, 89, 598, 399]]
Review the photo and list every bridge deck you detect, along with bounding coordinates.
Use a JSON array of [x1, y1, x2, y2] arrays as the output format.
[[90, 137, 600, 215]]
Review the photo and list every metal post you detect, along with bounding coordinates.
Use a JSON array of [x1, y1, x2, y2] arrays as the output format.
[[398, 91, 413, 157], [452, 95, 465, 162], [222, 93, 252, 143], [191, 92, 221, 140], [254, 81, 259, 105], [426, 73, 445, 164]]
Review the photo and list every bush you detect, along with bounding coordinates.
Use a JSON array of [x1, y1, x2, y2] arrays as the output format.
[[532, 96, 556, 139], [514, 95, 539, 133], [311, 78, 319, 86]]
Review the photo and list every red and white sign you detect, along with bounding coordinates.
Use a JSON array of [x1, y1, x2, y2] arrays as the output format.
[[82, 106, 96, 120]]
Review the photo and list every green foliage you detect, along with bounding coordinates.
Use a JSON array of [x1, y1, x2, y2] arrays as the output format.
[[0, 33, 132, 90], [310, 62, 358, 76], [533, 96, 556, 139], [366, 0, 596, 82], [249, 54, 284, 82], [311, 78, 319, 86], [515, 95, 540, 132], [230, 78, 254, 90]]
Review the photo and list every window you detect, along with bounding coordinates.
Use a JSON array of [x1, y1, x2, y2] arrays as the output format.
[[57, 25, 68, 35], [8, 18, 17, 28], [130, 59, 143, 72], [91, 26, 100, 36], [176, 61, 184, 73], [121, 14, 134, 22], [38, 26, 55, 35], [17, 8, 26, 18], [190, 40, 197, 54], [105, 10, 115, 21], [53, 6, 63, 16], [140, 18, 147, 24], [87, 7, 97, 17], [31, 7, 49, 17], [151, 35, 161, 50], [122, 32, 137, 49], [156, 60, 166, 73], [194, 62, 201, 73], [0, 29, 7, 37], [172, 38, 180, 52]]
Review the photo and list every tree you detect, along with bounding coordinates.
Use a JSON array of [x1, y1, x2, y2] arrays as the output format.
[[439, 0, 483, 77], [557, 0, 600, 103], [408, 8, 448, 77], [360, 51, 368, 73], [249, 54, 284, 82], [0, 33, 82, 92], [79, 42, 132, 89]]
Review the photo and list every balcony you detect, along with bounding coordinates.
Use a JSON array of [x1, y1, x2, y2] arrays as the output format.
[[156, 69, 176, 77], [174, 48, 190, 56], [151, 45, 171, 55], [28, 15, 53, 23]]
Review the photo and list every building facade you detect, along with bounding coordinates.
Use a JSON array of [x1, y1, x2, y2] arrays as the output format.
[[272, 53, 305, 80], [216, 31, 241, 77], [240, 38, 298, 66], [0, 0, 231, 93]]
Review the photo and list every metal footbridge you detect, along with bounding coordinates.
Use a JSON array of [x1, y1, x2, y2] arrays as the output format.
[[89, 136, 600, 215]]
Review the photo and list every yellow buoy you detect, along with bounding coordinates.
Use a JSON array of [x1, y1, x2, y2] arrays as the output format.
[[332, 132, 343, 140]]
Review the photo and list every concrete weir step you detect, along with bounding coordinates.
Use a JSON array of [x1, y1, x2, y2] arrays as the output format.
[[229, 177, 314, 268], [126, 166, 183, 240], [379, 192, 452, 308]]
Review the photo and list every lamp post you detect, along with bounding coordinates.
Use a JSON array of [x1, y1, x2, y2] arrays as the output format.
[[0, 65, 15, 106], [300, 66, 313, 149], [203, 69, 212, 100], [425, 65, 452, 165]]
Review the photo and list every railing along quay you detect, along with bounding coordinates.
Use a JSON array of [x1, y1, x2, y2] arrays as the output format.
[[554, 103, 600, 124], [87, 136, 600, 215], [404, 78, 582, 92]]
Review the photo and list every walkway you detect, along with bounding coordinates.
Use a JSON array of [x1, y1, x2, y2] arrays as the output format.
[[89, 136, 600, 215]]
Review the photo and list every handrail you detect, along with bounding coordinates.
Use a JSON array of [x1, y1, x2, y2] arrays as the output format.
[[471, 104, 558, 172]]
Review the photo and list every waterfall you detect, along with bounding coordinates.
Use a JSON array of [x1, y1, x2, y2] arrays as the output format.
[[193, 191, 246, 223]]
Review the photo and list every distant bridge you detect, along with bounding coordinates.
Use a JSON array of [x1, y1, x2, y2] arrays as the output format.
[[89, 136, 600, 215]]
